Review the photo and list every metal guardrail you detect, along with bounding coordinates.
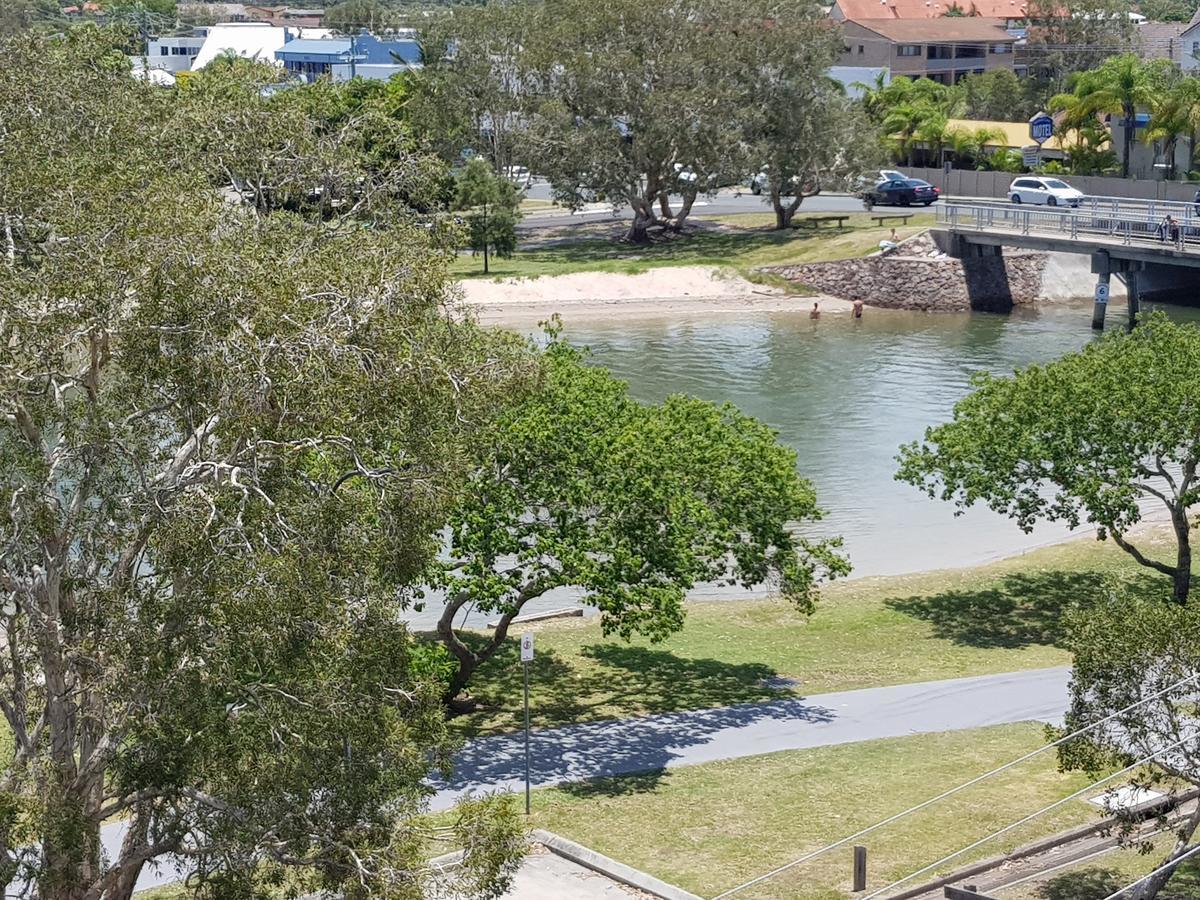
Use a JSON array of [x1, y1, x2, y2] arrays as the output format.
[[937, 200, 1196, 253]]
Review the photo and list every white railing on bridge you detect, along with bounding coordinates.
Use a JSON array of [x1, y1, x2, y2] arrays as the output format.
[[937, 200, 1195, 252]]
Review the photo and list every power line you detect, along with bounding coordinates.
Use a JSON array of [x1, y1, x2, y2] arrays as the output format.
[[711, 672, 1199, 900], [861, 732, 1197, 899], [1099, 840, 1200, 900]]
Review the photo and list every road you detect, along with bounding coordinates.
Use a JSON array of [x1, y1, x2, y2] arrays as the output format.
[[429, 667, 1071, 812], [519, 181, 869, 230]]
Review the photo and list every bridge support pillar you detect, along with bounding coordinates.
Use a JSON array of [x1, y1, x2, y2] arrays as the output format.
[[1126, 270, 1141, 330], [1091, 251, 1111, 331]]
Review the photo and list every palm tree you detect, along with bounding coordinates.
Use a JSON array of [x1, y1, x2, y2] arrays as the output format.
[[1051, 55, 1158, 178], [914, 113, 951, 167], [946, 126, 1003, 168], [881, 103, 925, 166], [1145, 77, 1200, 181]]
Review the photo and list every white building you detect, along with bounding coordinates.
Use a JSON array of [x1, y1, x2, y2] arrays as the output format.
[[145, 30, 209, 73], [828, 66, 889, 99], [191, 22, 331, 71]]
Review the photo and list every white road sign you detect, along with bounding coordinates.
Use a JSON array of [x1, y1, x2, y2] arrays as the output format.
[[520, 632, 535, 662]]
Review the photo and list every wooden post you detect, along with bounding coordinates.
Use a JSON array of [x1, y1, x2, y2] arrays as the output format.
[[853, 845, 867, 891]]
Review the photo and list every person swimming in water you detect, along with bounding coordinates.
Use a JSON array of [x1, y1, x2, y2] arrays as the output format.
[[809, 301, 820, 319], [852, 299, 864, 319]]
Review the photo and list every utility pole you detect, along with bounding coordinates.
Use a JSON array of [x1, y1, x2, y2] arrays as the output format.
[[520, 632, 534, 815]]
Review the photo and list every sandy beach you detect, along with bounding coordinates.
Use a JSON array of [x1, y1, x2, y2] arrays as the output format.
[[457, 265, 854, 322]]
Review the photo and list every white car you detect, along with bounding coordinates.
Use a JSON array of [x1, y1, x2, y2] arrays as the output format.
[[1008, 176, 1084, 207]]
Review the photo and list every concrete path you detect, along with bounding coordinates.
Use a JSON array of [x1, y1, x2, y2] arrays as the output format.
[[430, 667, 1071, 812]]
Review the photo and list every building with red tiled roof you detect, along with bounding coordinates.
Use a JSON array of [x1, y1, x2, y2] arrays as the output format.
[[838, 17, 1019, 83], [831, 0, 1031, 23]]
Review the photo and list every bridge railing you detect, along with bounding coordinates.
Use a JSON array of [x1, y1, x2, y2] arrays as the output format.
[[937, 201, 1193, 252]]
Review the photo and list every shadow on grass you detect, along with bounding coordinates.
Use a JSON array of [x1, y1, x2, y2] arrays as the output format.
[[1035, 856, 1200, 899], [459, 638, 783, 738], [884, 569, 1171, 651]]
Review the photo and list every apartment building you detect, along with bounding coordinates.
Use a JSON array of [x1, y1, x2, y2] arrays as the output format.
[[838, 18, 1019, 84]]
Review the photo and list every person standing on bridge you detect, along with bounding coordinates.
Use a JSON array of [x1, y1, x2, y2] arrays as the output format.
[[1158, 214, 1180, 244], [1193, 187, 1200, 217]]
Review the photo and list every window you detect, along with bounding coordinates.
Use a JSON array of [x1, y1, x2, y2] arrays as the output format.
[[159, 46, 168, 55], [857, 44, 864, 54], [897, 44, 922, 56], [991, 43, 1011, 53]]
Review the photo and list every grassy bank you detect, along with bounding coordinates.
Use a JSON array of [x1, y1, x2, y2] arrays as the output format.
[[449, 527, 1184, 737], [528, 723, 1101, 900], [451, 211, 933, 281]]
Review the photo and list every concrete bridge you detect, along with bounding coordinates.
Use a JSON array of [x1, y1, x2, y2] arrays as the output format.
[[935, 198, 1200, 329]]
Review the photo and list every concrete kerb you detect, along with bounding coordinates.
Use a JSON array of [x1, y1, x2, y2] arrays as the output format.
[[428, 829, 702, 900]]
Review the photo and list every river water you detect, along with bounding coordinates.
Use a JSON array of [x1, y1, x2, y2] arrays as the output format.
[[560, 299, 1199, 581]]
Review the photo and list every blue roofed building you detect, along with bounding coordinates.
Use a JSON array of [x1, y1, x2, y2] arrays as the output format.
[[275, 30, 422, 81]]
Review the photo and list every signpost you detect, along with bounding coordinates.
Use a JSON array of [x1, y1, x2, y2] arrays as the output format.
[[520, 632, 534, 814], [1029, 112, 1055, 145], [1027, 112, 1054, 169]]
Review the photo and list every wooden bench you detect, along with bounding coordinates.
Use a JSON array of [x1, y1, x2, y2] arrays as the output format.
[[872, 214, 913, 227], [797, 215, 850, 230]]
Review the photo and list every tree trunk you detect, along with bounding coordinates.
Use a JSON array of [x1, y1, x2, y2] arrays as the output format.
[[1123, 108, 1134, 178], [671, 189, 698, 231], [1165, 137, 1178, 182], [435, 580, 551, 711], [483, 241, 489, 275], [773, 190, 801, 230], [1172, 507, 1192, 604], [626, 197, 658, 244], [1132, 799, 1200, 899]]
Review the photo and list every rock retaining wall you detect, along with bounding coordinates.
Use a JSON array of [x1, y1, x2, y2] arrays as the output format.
[[763, 234, 1048, 312]]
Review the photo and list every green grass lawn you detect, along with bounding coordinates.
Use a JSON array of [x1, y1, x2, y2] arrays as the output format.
[[446, 527, 1184, 738], [451, 211, 934, 280], [527, 723, 1104, 900]]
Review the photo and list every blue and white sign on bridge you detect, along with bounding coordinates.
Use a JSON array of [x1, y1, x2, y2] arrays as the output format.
[[1029, 112, 1055, 145]]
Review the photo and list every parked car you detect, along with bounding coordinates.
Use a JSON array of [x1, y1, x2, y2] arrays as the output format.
[[504, 165, 533, 188], [1008, 176, 1084, 207], [863, 177, 940, 207]]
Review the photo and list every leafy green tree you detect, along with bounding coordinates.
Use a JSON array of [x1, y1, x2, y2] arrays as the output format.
[[515, 0, 759, 241], [1057, 593, 1200, 899], [0, 28, 531, 900], [861, 77, 963, 166], [897, 313, 1200, 604], [1050, 55, 1163, 178], [1139, 0, 1196, 21], [431, 340, 849, 706], [960, 69, 1037, 123], [408, 4, 533, 177], [736, 9, 877, 229], [324, 0, 403, 34], [1028, 0, 1139, 100], [173, 60, 441, 219], [0, 0, 63, 37], [1145, 76, 1200, 182], [454, 158, 521, 274], [945, 125, 1003, 169]]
